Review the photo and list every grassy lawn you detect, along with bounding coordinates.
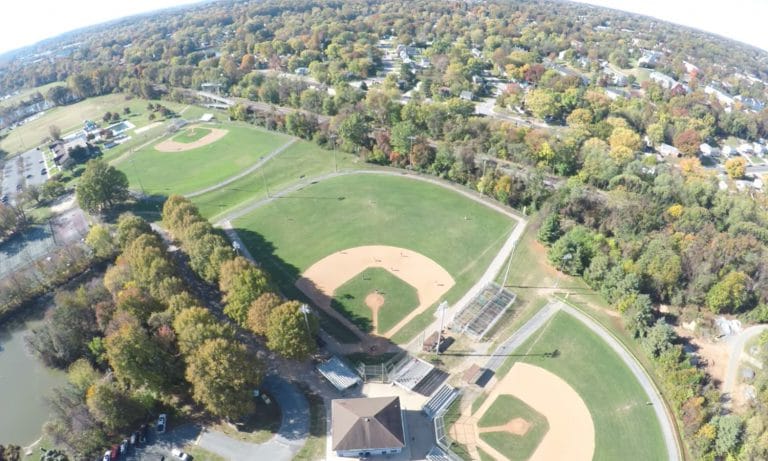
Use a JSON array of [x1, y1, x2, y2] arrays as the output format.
[[191, 140, 361, 220], [182, 445, 226, 461], [173, 126, 212, 143], [209, 396, 281, 444], [1, 94, 187, 154], [478, 395, 549, 461], [234, 173, 515, 344], [497, 311, 666, 461], [333, 268, 419, 334], [119, 123, 292, 195]]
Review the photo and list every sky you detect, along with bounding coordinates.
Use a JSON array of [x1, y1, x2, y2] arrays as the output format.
[[0, 0, 767, 56], [0, 0, 199, 55], [574, 0, 768, 52]]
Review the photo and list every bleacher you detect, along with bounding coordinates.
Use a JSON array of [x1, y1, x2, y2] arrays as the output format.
[[391, 356, 435, 392], [422, 384, 461, 418], [451, 283, 516, 340], [426, 446, 452, 461]]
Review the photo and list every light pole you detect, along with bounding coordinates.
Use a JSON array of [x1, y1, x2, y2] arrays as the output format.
[[130, 156, 145, 195], [299, 304, 312, 338], [554, 253, 572, 292], [329, 134, 338, 172]]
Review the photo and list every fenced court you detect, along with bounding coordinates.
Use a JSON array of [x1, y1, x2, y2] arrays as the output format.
[[451, 282, 516, 340]]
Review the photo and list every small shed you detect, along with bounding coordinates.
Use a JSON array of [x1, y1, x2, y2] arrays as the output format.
[[200, 113, 214, 122]]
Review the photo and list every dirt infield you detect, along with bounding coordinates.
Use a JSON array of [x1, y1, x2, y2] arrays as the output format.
[[295, 245, 455, 339], [473, 363, 595, 461], [154, 127, 228, 152], [479, 417, 532, 436]]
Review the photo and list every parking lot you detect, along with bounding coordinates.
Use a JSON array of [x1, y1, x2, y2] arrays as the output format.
[[110, 422, 202, 461], [1, 147, 48, 204]]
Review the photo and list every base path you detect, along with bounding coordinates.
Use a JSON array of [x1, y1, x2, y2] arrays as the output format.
[[474, 363, 595, 461], [155, 127, 228, 152], [296, 245, 455, 338]]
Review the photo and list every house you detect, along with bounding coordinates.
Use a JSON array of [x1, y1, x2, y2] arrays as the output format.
[[722, 145, 736, 157], [737, 143, 754, 155], [705, 85, 735, 106], [638, 50, 662, 68], [50, 136, 90, 169], [331, 397, 406, 458], [699, 143, 720, 156], [459, 90, 473, 101], [657, 143, 681, 158], [670, 83, 688, 96], [649, 71, 678, 90]]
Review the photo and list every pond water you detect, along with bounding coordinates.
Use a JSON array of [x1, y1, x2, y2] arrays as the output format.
[[0, 309, 67, 446]]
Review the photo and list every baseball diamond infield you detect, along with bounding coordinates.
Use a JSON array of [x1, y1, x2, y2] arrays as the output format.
[[154, 127, 228, 152], [473, 363, 595, 461], [295, 245, 455, 339]]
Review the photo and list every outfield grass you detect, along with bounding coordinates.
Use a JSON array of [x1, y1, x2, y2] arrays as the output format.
[[173, 126, 212, 143], [191, 140, 361, 220], [234, 173, 515, 343], [120, 124, 292, 195], [333, 268, 419, 333], [498, 311, 666, 461], [478, 395, 549, 461], [1, 94, 187, 154]]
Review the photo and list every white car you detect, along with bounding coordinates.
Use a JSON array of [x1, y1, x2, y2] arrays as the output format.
[[171, 448, 190, 461], [157, 413, 167, 434]]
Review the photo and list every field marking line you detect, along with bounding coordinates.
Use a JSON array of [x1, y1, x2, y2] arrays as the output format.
[[185, 138, 297, 198]]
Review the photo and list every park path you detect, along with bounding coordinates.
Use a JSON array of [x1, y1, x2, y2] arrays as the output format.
[[185, 138, 297, 198]]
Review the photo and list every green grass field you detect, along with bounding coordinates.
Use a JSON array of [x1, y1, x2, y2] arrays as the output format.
[[173, 126, 212, 143], [498, 311, 666, 461], [0, 82, 65, 109], [333, 268, 419, 333], [120, 124, 292, 195], [1, 93, 188, 154], [478, 395, 549, 461], [234, 173, 515, 343]]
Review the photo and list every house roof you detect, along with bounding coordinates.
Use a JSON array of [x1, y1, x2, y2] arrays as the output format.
[[332, 396, 405, 452]]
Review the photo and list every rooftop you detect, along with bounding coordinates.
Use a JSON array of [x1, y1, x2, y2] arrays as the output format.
[[332, 396, 405, 452]]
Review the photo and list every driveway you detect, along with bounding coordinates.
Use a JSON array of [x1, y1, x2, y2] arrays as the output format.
[[197, 375, 309, 461]]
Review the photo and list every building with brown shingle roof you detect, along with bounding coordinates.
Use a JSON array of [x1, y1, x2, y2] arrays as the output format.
[[331, 396, 406, 457]]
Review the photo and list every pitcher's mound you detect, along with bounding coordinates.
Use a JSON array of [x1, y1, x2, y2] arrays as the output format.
[[507, 417, 531, 436]]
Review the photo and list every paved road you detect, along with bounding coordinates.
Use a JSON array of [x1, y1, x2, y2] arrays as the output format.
[[185, 138, 297, 198], [723, 324, 768, 397], [197, 375, 309, 461]]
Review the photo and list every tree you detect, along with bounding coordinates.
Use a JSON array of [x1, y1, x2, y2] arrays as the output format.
[[219, 257, 270, 325], [390, 121, 418, 155], [673, 129, 702, 156], [105, 320, 179, 393], [186, 338, 263, 420], [85, 224, 116, 260], [173, 307, 231, 354], [67, 358, 101, 395], [246, 292, 282, 336], [713, 415, 743, 456], [608, 127, 641, 164], [724, 157, 747, 179], [525, 88, 560, 120], [706, 271, 752, 314], [548, 226, 599, 275], [642, 319, 675, 358], [0, 445, 21, 461], [266, 301, 318, 359], [76, 159, 129, 213], [115, 213, 152, 249], [49, 125, 62, 141], [537, 212, 562, 245], [337, 113, 369, 149], [85, 381, 144, 432]]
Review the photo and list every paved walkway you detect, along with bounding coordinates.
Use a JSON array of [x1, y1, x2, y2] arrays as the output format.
[[197, 375, 309, 461], [185, 138, 298, 198]]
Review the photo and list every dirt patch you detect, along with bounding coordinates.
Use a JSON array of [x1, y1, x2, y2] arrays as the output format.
[[154, 127, 228, 152], [295, 245, 455, 339], [674, 326, 729, 387], [472, 363, 594, 461], [365, 291, 385, 333], [478, 417, 532, 436]]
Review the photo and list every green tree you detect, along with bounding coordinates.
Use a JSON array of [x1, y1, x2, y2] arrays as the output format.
[[173, 307, 231, 354], [537, 212, 562, 245], [525, 88, 560, 120], [186, 338, 263, 420], [714, 414, 743, 456], [116, 213, 152, 249], [219, 257, 270, 325], [390, 120, 418, 155], [85, 381, 144, 432], [85, 224, 116, 260], [76, 159, 129, 213], [67, 358, 101, 395], [266, 301, 318, 359], [337, 113, 369, 149], [105, 320, 179, 392], [548, 226, 600, 275], [706, 271, 752, 314], [642, 319, 675, 358]]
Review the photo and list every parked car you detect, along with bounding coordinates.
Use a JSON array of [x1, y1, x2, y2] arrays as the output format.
[[120, 440, 128, 455], [102, 450, 111, 461], [171, 448, 190, 461], [157, 414, 167, 434], [129, 432, 137, 445], [110, 445, 119, 460], [1, 195, 8, 203], [40, 168, 46, 175]]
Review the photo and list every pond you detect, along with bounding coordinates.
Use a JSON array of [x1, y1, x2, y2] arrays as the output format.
[[0, 308, 67, 447]]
